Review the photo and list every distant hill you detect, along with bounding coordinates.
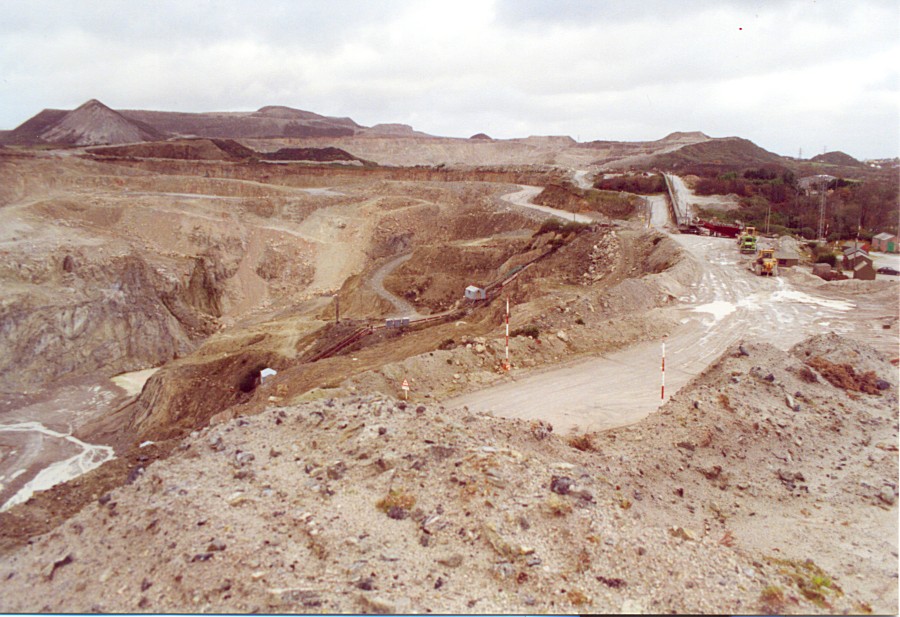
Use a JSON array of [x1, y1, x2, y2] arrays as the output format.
[[86, 139, 367, 165], [648, 136, 787, 170], [2, 100, 365, 146], [11, 99, 166, 146], [810, 151, 863, 167], [121, 105, 359, 139]]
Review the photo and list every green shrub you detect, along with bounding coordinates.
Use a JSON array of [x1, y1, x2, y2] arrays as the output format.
[[561, 221, 590, 234], [537, 218, 564, 235], [511, 325, 540, 339]]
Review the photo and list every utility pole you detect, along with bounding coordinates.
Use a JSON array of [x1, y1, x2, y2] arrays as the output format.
[[334, 294, 340, 323], [816, 179, 827, 241]]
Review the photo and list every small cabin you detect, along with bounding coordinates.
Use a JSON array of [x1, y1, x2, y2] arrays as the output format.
[[465, 285, 486, 300], [852, 260, 876, 281], [842, 246, 870, 270], [774, 248, 800, 268], [872, 233, 898, 253]]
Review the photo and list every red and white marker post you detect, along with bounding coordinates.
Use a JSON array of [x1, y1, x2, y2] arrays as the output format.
[[504, 296, 510, 371], [660, 337, 666, 400], [401, 378, 410, 400]]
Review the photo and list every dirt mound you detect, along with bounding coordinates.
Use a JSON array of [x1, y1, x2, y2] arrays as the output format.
[[0, 333, 893, 613], [1, 109, 69, 145], [34, 99, 164, 146], [810, 151, 863, 167], [384, 241, 533, 312], [597, 337, 898, 612], [262, 146, 364, 163], [648, 137, 786, 171], [88, 139, 241, 161]]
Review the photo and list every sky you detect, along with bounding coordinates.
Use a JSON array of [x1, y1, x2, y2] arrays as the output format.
[[1, 0, 898, 160]]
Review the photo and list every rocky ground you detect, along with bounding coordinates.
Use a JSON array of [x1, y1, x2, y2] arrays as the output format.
[[0, 139, 896, 615], [0, 333, 895, 614]]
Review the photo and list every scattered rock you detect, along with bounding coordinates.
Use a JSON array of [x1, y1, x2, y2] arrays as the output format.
[[42, 553, 74, 580], [596, 575, 627, 588], [785, 393, 801, 412], [386, 506, 408, 520], [269, 588, 322, 608], [357, 594, 395, 614], [125, 466, 144, 485], [776, 469, 805, 490], [437, 554, 463, 568], [550, 475, 574, 495], [556, 330, 569, 343], [669, 526, 698, 541], [327, 461, 347, 480], [879, 487, 897, 506]]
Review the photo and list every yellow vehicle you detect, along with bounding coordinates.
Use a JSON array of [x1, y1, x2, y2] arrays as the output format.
[[737, 226, 757, 243], [753, 248, 778, 276]]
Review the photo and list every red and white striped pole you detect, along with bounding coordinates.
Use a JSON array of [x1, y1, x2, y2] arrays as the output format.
[[504, 296, 510, 370], [661, 337, 666, 400]]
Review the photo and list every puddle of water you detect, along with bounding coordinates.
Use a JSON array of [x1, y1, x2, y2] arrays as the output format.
[[298, 187, 344, 196], [771, 290, 856, 312], [0, 422, 115, 512], [691, 300, 736, 322]]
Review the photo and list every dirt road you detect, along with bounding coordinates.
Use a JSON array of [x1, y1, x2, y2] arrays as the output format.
[[447, 233, 895, 434], [368, 252, 421, 318], [501, 185, 593, 223]]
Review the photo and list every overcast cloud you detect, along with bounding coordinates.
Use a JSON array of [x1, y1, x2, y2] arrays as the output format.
[[1, 0, 897, 159]]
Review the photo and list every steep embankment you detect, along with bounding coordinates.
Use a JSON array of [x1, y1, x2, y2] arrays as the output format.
[[0, 250, 226, 394], [0, 334, 894, 614]]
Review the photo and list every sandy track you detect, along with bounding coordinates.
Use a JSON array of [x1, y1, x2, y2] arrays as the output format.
[[501, 185, 593, 223], [368, 253, 421, 318]]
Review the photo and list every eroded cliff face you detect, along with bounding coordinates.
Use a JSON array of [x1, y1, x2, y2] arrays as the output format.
[[0, 250, 225, 394]]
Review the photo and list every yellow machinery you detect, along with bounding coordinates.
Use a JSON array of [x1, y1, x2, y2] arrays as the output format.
[[753, 248, 778, 276], [737, 226, 756, 243], [737, 226, 758, 254]]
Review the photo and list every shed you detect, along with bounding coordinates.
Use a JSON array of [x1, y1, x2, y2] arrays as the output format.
[[842, 247, 870, 270], [852, 259, 876, 281], [774, 249, 800, 268], [872, 232, 898, 253], [465, 285, 486, 300], [812, 263, 832, 280]]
